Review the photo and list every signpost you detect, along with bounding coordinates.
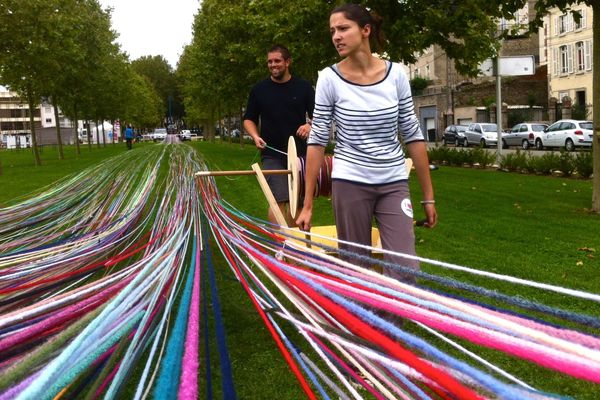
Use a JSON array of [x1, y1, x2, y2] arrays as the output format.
[[479, 55, 535, 162]]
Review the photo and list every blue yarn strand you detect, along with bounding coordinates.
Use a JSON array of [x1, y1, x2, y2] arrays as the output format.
[[205, 226, 237, 399], [153, 241, 197, 400]]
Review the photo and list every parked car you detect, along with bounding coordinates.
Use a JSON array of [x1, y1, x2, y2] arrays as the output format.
[[504, 122, 548, 150], [151, 128, 167, 142], [537, 119, 593, 151], [179, 129, 192, 141], [441, 124, 468, 146], [463, 123, 499, 148]]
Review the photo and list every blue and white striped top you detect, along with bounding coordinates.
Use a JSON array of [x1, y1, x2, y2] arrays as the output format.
[[308, 61, 424, 185]]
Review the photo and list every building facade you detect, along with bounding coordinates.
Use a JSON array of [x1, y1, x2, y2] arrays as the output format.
[[543, 5, 593, 118], [0, 85, 83, 148]]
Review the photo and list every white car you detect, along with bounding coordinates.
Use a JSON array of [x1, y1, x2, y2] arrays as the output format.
[[538, 119, 593, 151], [463, 123, 500, 148], [151, 128, 167, 142], [179, 129, 192, 141]]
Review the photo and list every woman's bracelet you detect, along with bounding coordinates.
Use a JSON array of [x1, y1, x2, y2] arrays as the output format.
[[420, 200, 435, 205]]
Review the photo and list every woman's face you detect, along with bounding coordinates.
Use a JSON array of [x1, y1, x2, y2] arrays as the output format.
[[329, 12, 370, 57]]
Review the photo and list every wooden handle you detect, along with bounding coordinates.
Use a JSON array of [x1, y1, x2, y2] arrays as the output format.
[[195, 169, 290, 177]]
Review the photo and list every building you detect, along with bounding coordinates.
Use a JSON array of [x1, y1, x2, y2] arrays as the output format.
[[0, 85, 40, 148], [0, 85, 86, 148], [404, 1, 550, 139], [542, 5, 593, 119]]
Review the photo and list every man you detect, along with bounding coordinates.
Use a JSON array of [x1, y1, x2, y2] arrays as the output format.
[[243, 44, 315, 226], [125, 124, 134, 150]]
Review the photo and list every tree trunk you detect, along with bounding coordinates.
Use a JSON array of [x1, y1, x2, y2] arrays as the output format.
[[53, 99, 64, 160], [95, 121, 100, 148], [227, 114, 232, 144], [27, 92, 41, 166], [592, 2, 600, 212], [73, 115, 81, 156], [239, 106, 244, 148], [86, 120, 92, 150], [101, 121, 106, 147]]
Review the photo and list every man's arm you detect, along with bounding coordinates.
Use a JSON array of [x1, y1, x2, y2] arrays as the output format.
[[296, 81, 316, 140]]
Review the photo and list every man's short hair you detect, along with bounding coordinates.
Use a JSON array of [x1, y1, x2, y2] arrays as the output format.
[[268, 44, 291, 60]]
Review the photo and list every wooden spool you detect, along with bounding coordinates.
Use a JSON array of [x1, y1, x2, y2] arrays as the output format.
[[286, 136, 300, 218]]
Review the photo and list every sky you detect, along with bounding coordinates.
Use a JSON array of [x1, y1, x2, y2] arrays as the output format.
[[98, 0, 201, 68]]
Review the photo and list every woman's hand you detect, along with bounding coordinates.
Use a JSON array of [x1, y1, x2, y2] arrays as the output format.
[[295, 207, 313, 232], [421, 203, 437, 228]]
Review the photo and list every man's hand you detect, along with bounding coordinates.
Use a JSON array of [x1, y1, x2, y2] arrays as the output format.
[[296, 123, 311, 140], [254, 136, 266, 149]]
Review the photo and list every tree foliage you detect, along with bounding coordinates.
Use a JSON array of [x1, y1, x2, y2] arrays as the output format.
[[0, 0, 163, 160]]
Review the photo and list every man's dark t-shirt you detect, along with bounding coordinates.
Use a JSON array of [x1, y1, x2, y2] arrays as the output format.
[[244, 76, 315, 160]]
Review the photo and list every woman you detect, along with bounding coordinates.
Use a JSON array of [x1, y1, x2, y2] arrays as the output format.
[[296, 3, 437, 282]]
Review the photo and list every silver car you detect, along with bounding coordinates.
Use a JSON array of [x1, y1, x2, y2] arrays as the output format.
[[463, 123, 499, 148], [539, 119, 593, 151], [504, 123, 548, 150]]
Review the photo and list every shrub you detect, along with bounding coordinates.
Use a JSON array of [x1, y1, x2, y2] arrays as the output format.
[[470, 147, 496, 168], [571, 103, 590, 120], [531, 152, 561, 175], [556, 150, 575, 177], [425, 146, 592, 180], [447, 148, 471, 166], [427, 145, 449, 164], [573, 151, 593, 178], [499, 149, 529, 172], [410, 76, 432, 96]]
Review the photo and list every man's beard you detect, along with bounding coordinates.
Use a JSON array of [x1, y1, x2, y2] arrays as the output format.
[[271, 69, 285, 81]]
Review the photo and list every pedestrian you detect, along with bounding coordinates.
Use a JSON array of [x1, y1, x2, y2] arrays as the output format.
[[125, 124, 134, 150], [243, 44, 315, 226], [296, 4, 437, 283]]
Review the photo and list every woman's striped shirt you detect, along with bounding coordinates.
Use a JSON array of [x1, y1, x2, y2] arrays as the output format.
[[308, 61, 424, 185]]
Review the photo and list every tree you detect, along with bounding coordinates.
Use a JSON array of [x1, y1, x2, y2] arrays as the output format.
[[131, 55, 178, 124], [0, 0, 76, 165]]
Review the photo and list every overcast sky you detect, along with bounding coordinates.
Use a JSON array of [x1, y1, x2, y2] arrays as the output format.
[[98, 0, 201, 68]]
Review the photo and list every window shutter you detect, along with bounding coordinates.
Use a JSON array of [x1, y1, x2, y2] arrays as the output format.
[[580, 9, 587, 29], [552, 47, 559, 75], [567, 44, 574, 73], [568, 14, 574, 32], [554, 16, 559, 35], [585, 40, 592, 70]]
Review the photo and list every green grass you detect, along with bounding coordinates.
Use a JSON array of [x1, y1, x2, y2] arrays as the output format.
[[1, 141, 599, 398]]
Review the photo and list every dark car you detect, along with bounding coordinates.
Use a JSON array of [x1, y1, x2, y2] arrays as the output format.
[[441, 124, 469, 146]]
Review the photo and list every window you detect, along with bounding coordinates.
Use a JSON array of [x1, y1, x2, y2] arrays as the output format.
[[45, 118, 52, 123], [558, 45, 573, 74], [555, 13, 573, 35], [559, 92, 569, 102], [576, 41, 585, 71], [574, 9, 586, 30]]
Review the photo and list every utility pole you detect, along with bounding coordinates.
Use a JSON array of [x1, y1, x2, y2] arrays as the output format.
[[495, 56, 503, 164]]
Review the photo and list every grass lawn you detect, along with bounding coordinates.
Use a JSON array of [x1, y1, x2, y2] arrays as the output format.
[[1, 140, 599, 398]]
